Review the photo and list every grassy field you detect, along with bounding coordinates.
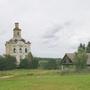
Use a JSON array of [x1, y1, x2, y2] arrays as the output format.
[[0, 70, 90, 90]]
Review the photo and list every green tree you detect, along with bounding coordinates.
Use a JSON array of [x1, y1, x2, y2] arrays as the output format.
[[19, 58, 31, 69], [4, 55, 17, 70], [19, 52, 38, 69], [0, 55, 17, 70], [75, 48, 87, 71], [86, 42, 90, 53], [31, 57, 38, 69], [0, 56, 6, 70], [78, 43, 86, 51]]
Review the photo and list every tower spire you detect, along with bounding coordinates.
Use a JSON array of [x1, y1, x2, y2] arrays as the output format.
[[13, 22, 21, 39], [15, 22, 19, 28]]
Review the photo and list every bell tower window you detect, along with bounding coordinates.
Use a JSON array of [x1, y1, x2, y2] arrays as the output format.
[[13, 48, 16, 53], [25, 48, 27, 53]]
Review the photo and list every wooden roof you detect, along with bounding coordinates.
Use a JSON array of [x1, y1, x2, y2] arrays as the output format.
[[63, 53, 90, 65]]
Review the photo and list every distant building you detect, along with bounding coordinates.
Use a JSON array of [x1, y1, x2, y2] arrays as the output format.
[[5, 23, 31, 64], [62, 53, 90, 65], [62, 53, 75, 65]]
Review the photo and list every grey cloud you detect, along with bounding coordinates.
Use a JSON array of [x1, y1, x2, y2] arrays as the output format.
[[42, 21, 72, 39], [42, 21, 72, 45], [64, 21, 72, 26], [42, 26, 63, 39], [42, 36, 59, 44]]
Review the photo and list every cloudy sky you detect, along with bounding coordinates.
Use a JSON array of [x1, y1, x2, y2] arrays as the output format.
[[0, 0, 90, 58]]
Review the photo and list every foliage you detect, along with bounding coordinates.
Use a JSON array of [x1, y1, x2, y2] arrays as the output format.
[[39, 59, 59, 69], [19, 58, 32, 69], [19, 54, 38, 69], [78, 42, 90, 53], [78, 43, 86, 51], [31, 57, 39, 69], [86, 41, 90, 53], [0, 55, 17, 70], [75, 48, 88, 71], [19, 52, 32, 69]]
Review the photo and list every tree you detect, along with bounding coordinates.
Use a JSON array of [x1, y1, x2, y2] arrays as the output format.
[[86, 42, 90, 53], [74, 48, 87, 71], [19, 52, 32, 69], [4, 55, 17, 70], [19, 52, 38, 69], [19, 58, 31, 69], [31, 57, 38, 69], [0, 56, 6, 70], [78, 43, 85, 52], [0, 55, 17, 70]]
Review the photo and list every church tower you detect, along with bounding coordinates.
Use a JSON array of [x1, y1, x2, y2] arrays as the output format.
[[5, 23, 31, 64], [13, 23, 21, 39]]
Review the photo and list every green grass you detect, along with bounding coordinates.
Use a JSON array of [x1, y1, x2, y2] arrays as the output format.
[[0, 69, 90, 90]]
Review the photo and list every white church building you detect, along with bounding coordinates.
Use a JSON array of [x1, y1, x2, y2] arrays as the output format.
[[5, 23, 31, 64]]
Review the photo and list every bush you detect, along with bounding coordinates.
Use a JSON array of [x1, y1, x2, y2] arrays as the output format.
[[19, 57, 39, 69], [74, 48, 87, 71], [20, 52, 39, 69], [19, 59, 31, 69], [31, 58, 38, 69], [0, 55, 17, 70]]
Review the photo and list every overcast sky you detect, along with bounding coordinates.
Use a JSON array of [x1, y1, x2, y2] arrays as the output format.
[[0, 0, 90, 58]]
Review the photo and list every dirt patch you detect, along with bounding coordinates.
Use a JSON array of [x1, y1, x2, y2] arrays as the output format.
[[0, 75, 14, 79]]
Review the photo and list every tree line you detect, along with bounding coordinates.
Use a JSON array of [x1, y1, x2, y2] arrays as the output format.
[[0, 53, 60, 70], [78, 41, 90, 53], [0, 41, 90, 71], [0, 52, 39, 70]]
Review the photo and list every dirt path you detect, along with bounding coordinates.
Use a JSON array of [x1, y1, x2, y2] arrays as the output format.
[[0, 75, 14, 79]]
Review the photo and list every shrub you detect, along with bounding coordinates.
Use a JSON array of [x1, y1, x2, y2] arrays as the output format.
[[0, 55, 17, 70], [19, 57, 39, 69], [31, 58, 38, 69], [19, 59, 31, 69], [74, 48, 87, 71]]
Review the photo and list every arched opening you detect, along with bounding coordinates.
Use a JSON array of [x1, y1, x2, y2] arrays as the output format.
[[25, 48, 27, 53], [13, 48, 16, 53]]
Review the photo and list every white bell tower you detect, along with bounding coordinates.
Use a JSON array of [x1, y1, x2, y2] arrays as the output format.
[[13, 22, 21, 39]]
